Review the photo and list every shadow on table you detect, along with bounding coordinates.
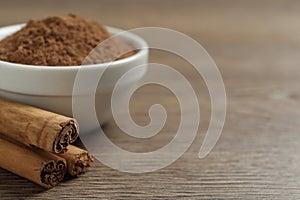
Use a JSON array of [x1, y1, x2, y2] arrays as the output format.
[[0, 168, 45, 198]]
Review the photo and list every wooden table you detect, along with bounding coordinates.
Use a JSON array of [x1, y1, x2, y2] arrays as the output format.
[[1, 0, 300, 199]]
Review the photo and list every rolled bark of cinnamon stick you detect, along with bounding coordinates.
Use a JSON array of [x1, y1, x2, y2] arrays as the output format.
[[58, 145, 94, 177], [0, 98, 79, 153], [0, 137, 67, 188]]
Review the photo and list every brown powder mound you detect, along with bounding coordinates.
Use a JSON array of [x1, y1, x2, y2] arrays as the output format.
[[0, 14, 135, 66]]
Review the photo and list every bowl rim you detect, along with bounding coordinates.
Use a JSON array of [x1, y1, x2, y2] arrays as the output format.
[[0, 24, 148, 70]]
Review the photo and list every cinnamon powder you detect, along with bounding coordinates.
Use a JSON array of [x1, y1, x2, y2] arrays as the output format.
[[0, 14, 135, 66]]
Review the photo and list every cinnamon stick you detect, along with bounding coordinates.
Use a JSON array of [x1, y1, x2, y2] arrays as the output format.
[[0, 98, 79, 153], [58, 145, 94, 177], [0, 137, 67, 188]]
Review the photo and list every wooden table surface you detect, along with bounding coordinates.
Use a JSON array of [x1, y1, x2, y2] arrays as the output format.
[[1, 0, 300, 199]]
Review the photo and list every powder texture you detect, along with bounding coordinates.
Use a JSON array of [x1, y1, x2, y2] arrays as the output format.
[[0, 14, 135, 66]]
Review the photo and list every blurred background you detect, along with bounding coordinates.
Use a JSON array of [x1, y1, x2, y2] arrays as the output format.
[[1, 0, 299, 89]]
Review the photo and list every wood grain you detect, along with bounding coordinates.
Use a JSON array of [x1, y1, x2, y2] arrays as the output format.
[[1, 0, 300, 199]]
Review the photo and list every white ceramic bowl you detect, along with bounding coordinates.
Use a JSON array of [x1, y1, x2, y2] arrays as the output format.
[[0, 24, 148, 132]]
